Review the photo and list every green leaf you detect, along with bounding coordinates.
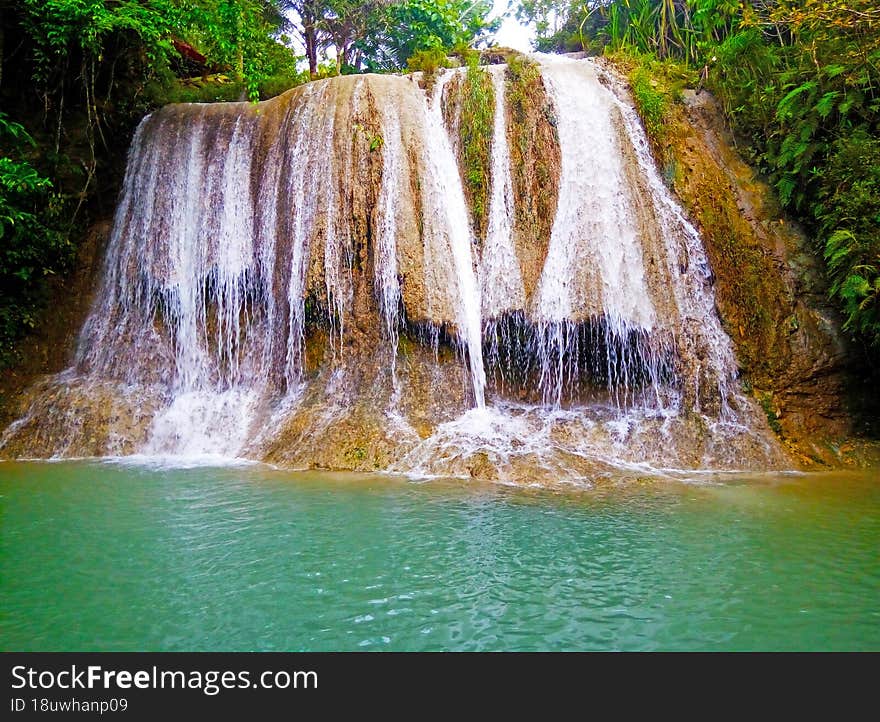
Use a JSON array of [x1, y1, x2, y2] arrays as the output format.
[[814, 91, 839, 120]]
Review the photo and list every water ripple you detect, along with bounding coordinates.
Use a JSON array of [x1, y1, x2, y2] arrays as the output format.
[[0, 462, 878, 651]]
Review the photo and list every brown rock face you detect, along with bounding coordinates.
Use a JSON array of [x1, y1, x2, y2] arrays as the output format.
[[505, 57, 561, 302], [648, 85, 853, 462]]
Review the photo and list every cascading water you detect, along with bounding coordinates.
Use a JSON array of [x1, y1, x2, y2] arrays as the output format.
[[497, 55, 678, 408], [535, 55, 664, 406], [0, 57, 788, 480], [375, 105, 403, 355], [481, 65, 525, 319], [423, 72, 487, 408], [598, 63, 740, 415]]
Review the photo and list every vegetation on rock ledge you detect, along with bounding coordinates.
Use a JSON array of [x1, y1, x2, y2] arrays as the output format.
[[457, 54, 495, 240], [505, 53, 560, 259]]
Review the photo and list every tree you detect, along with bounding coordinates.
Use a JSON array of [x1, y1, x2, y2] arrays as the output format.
[[279, 0, 497, 74], [281, 0, 323, 76], [373, 0, 497, 70], [514, 1, 599, 51], [319, 0, 389, 74], [0, 112, 68, 360]]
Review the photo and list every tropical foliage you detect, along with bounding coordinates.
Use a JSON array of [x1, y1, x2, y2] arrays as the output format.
[[0, 112, 69, 362], [283, 0, 496, 74], [369, 0, 496, 70]]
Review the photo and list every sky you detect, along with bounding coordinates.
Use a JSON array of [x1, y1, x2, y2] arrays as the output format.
[[490, 1, 536, 52]]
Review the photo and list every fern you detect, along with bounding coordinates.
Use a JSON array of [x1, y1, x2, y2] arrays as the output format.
[[824, 231, 880, 340], [838, 269, 879, 336], [814, 91, 839, 120], [776, 175, 797, 207], [777, 81, 818, 122], [825, 230, 857, 265]]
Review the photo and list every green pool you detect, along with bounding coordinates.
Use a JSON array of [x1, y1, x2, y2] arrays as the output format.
[[1, 460, 877, 651]]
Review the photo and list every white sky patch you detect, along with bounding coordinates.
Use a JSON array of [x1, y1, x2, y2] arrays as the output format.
[[490, 1, 535, 52]]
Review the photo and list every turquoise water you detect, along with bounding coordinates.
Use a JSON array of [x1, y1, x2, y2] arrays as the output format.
[[1, 460, 878, 651]]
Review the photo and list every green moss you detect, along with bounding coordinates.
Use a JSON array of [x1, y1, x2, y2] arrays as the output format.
[[630, 66, 669, 144], [604, 51, 693, 155], [506, 55, 553, 189], [506, 54, 542, 123], [713, 226, 771, 330], [676, 188, 779, 374], [345, 445, 367, 463], [758, 392, 783, 435], [353, 122, 383, 153], [662, 158, 678, 185], [504, 52, 560, 253], [506, 54, 556, 170], [457, 56, 495, 240], [450, 43, 480, 67]]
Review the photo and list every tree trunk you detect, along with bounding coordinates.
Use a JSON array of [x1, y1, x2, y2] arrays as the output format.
[[303, 8, 318, 78], [336, 41, 348, 75], [306, 28, 318, 76]]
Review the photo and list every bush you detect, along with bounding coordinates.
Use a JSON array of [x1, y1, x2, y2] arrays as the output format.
[[407, 47, 452, 79], [258, 70, 308, 100], [0, 114, 71, 363], [613, 53, 690, 148], [824, 229, 880, 345]]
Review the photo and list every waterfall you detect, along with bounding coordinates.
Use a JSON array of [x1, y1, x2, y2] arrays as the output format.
[[423, 71, 487, 408], [597, 64, 741, 413], [535, 57, 658, 328], [376, 105, 403, 355], [0, 59, 788, 477], [530, 54, 672, 407], [481, 65, 525, 319], [282, 83, 338, 386]]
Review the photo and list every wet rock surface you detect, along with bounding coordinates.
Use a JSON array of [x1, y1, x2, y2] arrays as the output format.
[[665, 87, 857, 464]]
